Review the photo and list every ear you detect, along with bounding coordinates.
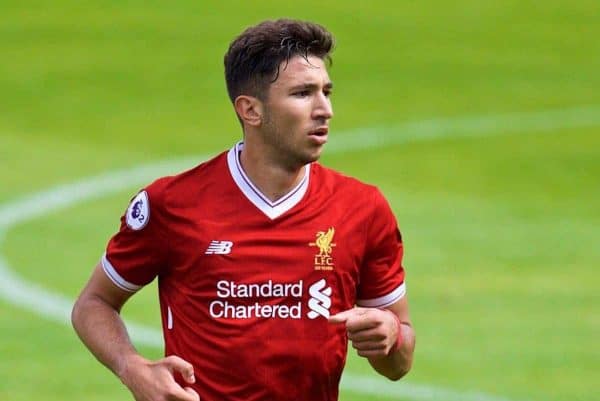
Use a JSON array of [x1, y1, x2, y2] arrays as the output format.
[[234, 95, 263, 127]]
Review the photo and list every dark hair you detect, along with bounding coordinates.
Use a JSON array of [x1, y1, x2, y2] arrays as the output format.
[[224, 19, 334, 102]]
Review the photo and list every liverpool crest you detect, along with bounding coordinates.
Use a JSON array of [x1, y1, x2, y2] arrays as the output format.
[[308, 227, 336, 270]]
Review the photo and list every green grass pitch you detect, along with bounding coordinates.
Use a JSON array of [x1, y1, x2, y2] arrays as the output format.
[[1, 1, 599, 400]]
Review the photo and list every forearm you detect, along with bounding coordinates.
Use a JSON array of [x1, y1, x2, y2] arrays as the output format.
[[71, 294, 140, 378], [368, 323, 415, 380]]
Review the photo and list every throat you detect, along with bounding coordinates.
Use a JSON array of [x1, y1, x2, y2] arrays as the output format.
[[239, 149, 308, 203], [249, 165, 307, 203]]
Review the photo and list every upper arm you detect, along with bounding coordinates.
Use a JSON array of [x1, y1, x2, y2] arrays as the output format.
[[75, 184, 169, 313], [102, 185, 169, 290], [384, 294, 412, 327], [357, 188, 405, 307], [75, 262, 136, 312]]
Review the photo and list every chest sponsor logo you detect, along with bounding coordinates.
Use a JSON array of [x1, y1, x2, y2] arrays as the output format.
[[308, 227, 336, 270], [209, 279, 332, 320], [205, 240, 234, 255], [307, 279, 332, 319]]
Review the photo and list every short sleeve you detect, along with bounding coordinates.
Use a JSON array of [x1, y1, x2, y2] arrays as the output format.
[[102, 180, 169, 292], [356, 189, 406, 307]]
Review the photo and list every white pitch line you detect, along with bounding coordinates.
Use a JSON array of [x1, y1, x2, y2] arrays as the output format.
[[328, 104, 600, 152], [2, 104, 594, 401]]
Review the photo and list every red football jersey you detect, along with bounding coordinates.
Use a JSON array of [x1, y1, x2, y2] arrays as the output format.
[[103, 142, 406, 401]]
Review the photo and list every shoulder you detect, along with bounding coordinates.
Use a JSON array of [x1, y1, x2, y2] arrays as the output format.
[[144, 150, 229, 205], [122, 151, 229, 230], [310, 164, 398, 233], [311, 163, 385, 204]]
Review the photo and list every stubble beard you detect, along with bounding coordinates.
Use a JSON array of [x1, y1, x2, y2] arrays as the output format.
[[261, 109, 319, 171]]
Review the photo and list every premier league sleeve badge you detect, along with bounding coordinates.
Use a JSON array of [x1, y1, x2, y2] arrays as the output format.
[[126, 190, 150, 230]]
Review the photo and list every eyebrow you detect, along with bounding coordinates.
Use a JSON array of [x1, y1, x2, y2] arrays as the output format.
[[289, 82, 333, 91]]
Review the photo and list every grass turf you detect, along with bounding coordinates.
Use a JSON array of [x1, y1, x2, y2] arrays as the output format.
[[1, 1, 599, 400]]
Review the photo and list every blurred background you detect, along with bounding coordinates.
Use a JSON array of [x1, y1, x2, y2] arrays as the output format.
[[1, 1, 598, 400]]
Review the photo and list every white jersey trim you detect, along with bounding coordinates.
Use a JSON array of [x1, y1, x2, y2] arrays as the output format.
[[356, 282, 406, 308], [101, 253, 143, 293], [227, 142, 310, 220]]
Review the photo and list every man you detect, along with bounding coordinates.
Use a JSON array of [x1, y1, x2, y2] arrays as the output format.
[[72, 19, 415, 401]]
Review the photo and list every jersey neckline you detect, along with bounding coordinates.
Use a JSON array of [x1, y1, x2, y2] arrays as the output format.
[[226, 142, 311, 220]]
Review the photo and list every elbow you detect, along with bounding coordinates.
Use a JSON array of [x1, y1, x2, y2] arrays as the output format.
[[384, 350, 415, 381], [71, 293, 93, 334], [71, 296, 83, 332], [384, 364, 411, 381]]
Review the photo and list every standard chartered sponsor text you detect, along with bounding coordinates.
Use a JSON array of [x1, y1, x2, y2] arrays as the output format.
[[216, 279, 303, 298], [210, 280, 304, 319]]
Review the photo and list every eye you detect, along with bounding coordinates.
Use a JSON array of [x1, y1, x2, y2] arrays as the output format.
[[293, 90, 310, 97], [323, 89, 332, 97]]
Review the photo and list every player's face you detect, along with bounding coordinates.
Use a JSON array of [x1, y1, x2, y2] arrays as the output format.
[[260, 55, 333, 169]]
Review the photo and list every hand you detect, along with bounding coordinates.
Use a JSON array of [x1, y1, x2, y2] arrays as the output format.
[[329, 307, 400, 358], [118, 354, 200, 401]]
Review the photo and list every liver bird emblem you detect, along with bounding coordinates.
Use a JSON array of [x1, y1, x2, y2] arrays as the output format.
[[310, 227, 336, 256]]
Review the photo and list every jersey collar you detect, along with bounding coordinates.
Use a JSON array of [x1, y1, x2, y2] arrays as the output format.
[[227, 141, 310, 220]]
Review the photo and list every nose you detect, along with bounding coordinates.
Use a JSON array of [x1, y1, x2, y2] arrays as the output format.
[[313, 92, 333, 121]]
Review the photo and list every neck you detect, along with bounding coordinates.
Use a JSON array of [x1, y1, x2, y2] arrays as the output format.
[[238, 143, 307, 203]]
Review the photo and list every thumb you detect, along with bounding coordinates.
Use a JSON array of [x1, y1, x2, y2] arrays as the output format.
[[328, 307, 363, 324], [164, 355, 196, 384], [183, 387, 200, 401]]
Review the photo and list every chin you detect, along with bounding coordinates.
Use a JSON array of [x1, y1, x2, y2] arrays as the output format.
[[288, 154, 319, 170], [302, 150, 323, 164], [286, 144, 324, 168]]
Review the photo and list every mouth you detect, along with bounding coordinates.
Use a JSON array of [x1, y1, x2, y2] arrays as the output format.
[[308, 127, 329, 144]]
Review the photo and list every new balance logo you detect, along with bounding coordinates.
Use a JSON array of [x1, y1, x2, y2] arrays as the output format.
[[307, 279, 332, 319], [205, 240, 234, 255]]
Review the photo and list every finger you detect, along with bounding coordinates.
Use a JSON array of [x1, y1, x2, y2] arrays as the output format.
[[328, 309, 354, 324], [347, 327, 386, 342], [165, 385, 199, 401], [183, 387, 200, 401], [345, 314, 379, 332], [164, 355, 196, 384], [350, 340, 387, 352], [356, 348, 389, 358], [328, 307, 368, 324]]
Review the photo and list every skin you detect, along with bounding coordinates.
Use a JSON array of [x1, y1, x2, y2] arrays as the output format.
[[329, 297, 415, 380], [237, 55, 415, 378], [71, 53, 414, 401], [234, 55, 333, 201], [72, 264, 199, 401]]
